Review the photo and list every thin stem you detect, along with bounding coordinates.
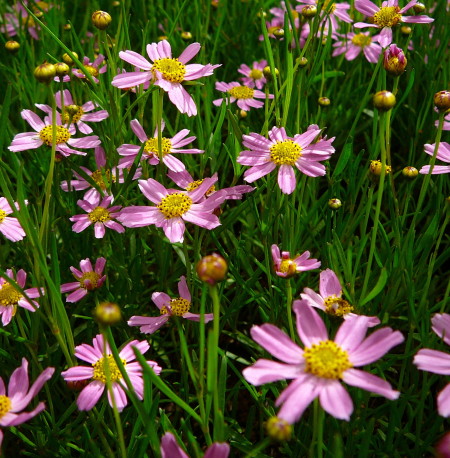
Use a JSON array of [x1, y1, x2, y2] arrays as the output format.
[[286, 279, 295, 340]]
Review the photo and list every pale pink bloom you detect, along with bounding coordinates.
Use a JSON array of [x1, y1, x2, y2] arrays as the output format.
[[117, 177, 226, 243], [0, 358, 54, 448], [8, 110, 100, 157], [237, 125, 335, 194], [0, 197, 26, 242], [112, 40, 220, 116], [243, 300, 403, 423], [301, 269, 380, 326], [61, 334, 162, 412], [297, 0, 353, 30], [0, 269, 42, 326], [70, 195, 125, 239], [354, 0, 434, 48], [60, 258, 106, 303], [129, 276, 214, 334], [36, 90, 109, 134], [213, 82, 273, 111], [332, 31, 382, 63], [160, 432, 229, 458], [117, 120, 203, 171], [238, 60, 268, 89], [419, 142, 450, 174], [414, 313, 450, 417], [72, 55, 107, 84], [271, 244, 321, 278]]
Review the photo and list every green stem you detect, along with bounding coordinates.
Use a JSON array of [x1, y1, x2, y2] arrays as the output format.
[[286, 279, 295, 340], [310, 398, 325, 458]]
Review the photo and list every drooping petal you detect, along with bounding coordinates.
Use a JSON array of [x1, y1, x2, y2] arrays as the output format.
[[319, 380, 353, 420]]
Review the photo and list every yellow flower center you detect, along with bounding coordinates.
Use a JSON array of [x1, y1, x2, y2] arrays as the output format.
[[324, 296, 354, 317], [303, 340, 353, 379], [249, 69, 263, 80], [228, 86, 255, 99], [278, 258, 297, 277], [84, 65, 99, 77], [92, 355, 125, 384], [91, 169, 112, 190], [152, 58, 186, 83], [321, 0, 336, 13], [22, 15, 36, 27], [351, 33, 372, 47], [0, 395, 12, 420], [0, 282, 23, 307], [144, 137, 172, 157], [186, 179, 216, 196], [39, 125, 71, 146], [0, 209, 7, 223], [61, 105, 84, 124], [373, 6, 402, 28], [270, 140, 302, 166], [88, 207, 111, 223], [157, 193, 192, 218], [78, 271, 101, 290], [160, 297, 191, 316]]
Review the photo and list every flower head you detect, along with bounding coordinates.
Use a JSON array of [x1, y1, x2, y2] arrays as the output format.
[[160, 432, 229, 458], [71, 55, 107, 83], [419, 142, 450, 175], [238, 60, 268, 89], [129, 276, 213, 334], [0, 358, 54, 448], [332, 32, 382, 63], [0, 197, 26, 242], [383, 43, 407, 75], [213, 82, 273, 111], [243, 300, 403, 423], [271, 245, 321, 278], [61, 334, 161, 411]]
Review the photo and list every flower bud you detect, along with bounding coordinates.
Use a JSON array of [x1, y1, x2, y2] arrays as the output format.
[[297, 56, 308, 67], [54, 62, 70, 77], [158, 35, 168, 41], [92, 10, 112, 30], [34, 62, 56, 84], [402, 166, 418, 178], [266, 417, 292, 441], [196, 254, 228, 285], [384, 44, 407, 76], [238, 109, 248, 118], [434, 91, 450, 112], [370, 160, 392, 176], [263, 65, 279, 81], [5, 40, 20, 53], [273, 28, 285, 39], [181, 31, 192, 41], [63, 23, 71, 31], [373, 90, 396, 111], [257, 11, 267, 18], [112, 1, 121, 6], [66, 104, 80, 116], [62, 52, 78, 66], [94, 302, 121, 325], [302, 5, 317, 18], [413, 2, 426, 13], [400, 25, 412, 34], [318, 96, 330, 107], [328, 198, 342, 209]]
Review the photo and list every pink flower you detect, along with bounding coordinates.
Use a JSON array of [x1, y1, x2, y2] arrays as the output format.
[[354, 0, 434, 48], [112, 40, 220, 116], [0, 358, 54, 448], [238, 60, 268, 89], [243, 300, 403, 423], [72, 55, 107, 84], [419, 142, 450, 174], [8, 110, 101, 157], [332, 32, 382, 63], [61, 334, 162, 412], [70, 195, 125, 239], [160, 432, 229, 458], [0, 197, 26, 242], [128, 276, 214, 334], [117, 177, 226, 243], [61, 257, 106, 303], [271, 244, 321, 278], [0, 269, 42, 326], [213, 82, 273, 111], [237, 125, 335, 194], [414, 313, 450, 417], [297, 0, 353, 30], [0, 1, 49, 40], [436, 432, 450, 458], [36, 90, 109, 134], [117, 120, 203, 171], [301, 269, 380, 326]]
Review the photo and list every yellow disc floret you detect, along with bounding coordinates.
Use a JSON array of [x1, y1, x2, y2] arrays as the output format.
[[88, 207, 111, 223], [186, 179, 216, 196], [152, 58, 186, 83], [91, 169, 112, 190], [39, 125, 71, 146], [324, 296, 354, 317], [249, 69, 263, 80], [303, 340, 353, 379], [373, 6, 402, 28], [144, 137, 172, 157], [270, 140, 302, 166], [160, 297, 191, 316], [78, 271, 101, 290], [351, 33, 372, 47], [62, 105, 84, 124], [228, 86, 255, 99], [0, 283, 23, 307], [0, 395, 12, 420], [84, 65, 99, 77], [279, 259, 298, 277], [0, 209, 7, 223], [92, 355, 125, 384], [157, 193, 192, 218]]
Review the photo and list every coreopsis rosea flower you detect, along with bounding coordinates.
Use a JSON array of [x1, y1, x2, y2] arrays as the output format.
[[271, 245, 321, 278], [419, 142, 450, 174], [213, 82, 273, 111], [332, 32, 382, 63], [0, 198, 26, 242], [238, 60, 268, 89]]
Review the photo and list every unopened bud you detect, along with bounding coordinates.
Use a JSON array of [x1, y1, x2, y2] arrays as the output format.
[[384, 44, 407, 76], [66, 105, 80, 116], [94, 302, 121, 325], [434, 91, 450, 112], [257, 11, 267, 18], [273, 28, 285, 39], [297, 56, 308, 67], [62, 52, 78, 66], [373, 90, 396, 111], [413, 2, 426, 13], [370, 160, 392, 176], [266, 417, 292, 441], [112, 1, 121, 6], [63, 23, 71, 31], [263, 65, 279, 81], [328, 198, 342, 209], [302, 5, 317, 18], [402, 166, 418, 178], [238, 109, 247, 118], [318, 97, 330, 107], [401, 26, 412, 34], [5, 40, 20, 53], [92, 10, 112, 30], [196, 254, 228, 285], [34, 62, 56, 84], [54, 62, 70, 77], [181, 31, 192, 41]]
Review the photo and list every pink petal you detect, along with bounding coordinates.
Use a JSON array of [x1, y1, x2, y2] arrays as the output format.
[[414, 349, 450, 375], [438, 384, 450, 417], [278, 165, 296, 194], [77, 381, 105, 411], [293, 300, 328, 346], [243, 359, 303, 385], [343, 368, 400, 399], [178, 276, 191, 302], [178, 42, 201, 64], [319, 380, 353, 420], [161, 432, 189, 458]]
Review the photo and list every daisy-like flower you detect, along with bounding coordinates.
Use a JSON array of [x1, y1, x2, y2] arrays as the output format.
[[0, 1, 49, 40], [301, 269, 380, 326], [0, 269, 42, 326], [238, 60, 268, 89], [297, 0, 353, 30], [36, 90, 109, 134], [414, 313, 450, 417], [243, 300, 403, 423], [112, 40, 220, 116], [332, 32, 382, 63], [0, 197, 26, 242], [117, 177, 226, 243], [70, 195, 124, 239], [129, 276, 214, 334], [117, 120, 203, 172], [237, 125, 335, 194], [61, 334, 162, 412], [354, 0, 434, 48], [60, 257, 106, 303], [160, 432, 229, 458], [0, 358, 54, 449], [72, 55, 107, 84], [213, 82, 273, 111], [8, 110, 100, 157], [419, 142, 450, 175], [271, 245, 321, 278]]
